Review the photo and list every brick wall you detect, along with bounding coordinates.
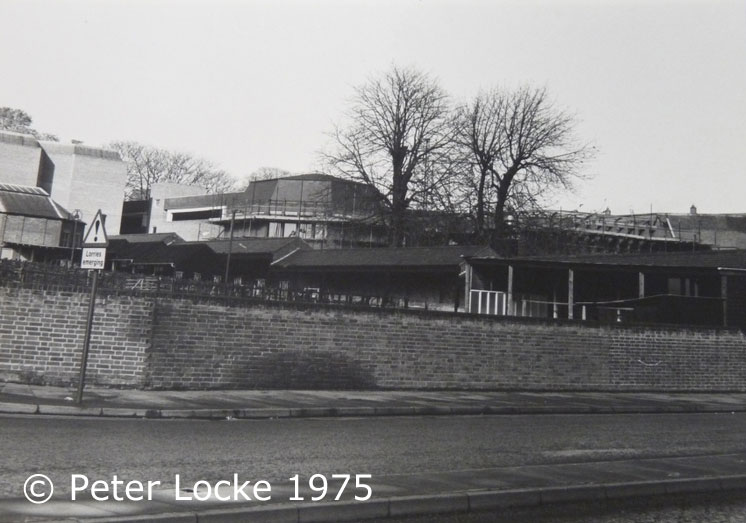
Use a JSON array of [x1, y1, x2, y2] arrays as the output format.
[[0, 287, 152, 386], [2, 285, 746, 391], [146, 296, 746, 391]]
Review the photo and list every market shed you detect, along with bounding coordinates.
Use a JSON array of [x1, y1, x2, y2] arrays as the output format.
[[464, 250, 746, 327], [271, 245, 496, 311]]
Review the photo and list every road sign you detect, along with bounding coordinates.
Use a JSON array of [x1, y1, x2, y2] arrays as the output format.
[[77, 209, 109, 403], [82, 210, 109, 246], [81, 210, 108, 270]]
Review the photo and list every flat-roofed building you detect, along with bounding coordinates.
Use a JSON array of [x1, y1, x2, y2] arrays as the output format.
[[122, 174, 388, 247]]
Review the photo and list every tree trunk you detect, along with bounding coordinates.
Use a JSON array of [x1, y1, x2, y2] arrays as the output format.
[[475, 168, 487, 239], [493, 165, 518, 241], [389, 152, 408, 247]]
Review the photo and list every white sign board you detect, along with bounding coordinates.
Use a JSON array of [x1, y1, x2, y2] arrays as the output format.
[[81, 247, 107, 270], [81, 210, 108, 270]]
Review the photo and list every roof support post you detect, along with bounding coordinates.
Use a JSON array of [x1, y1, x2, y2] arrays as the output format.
[[465, 263, 472, 313], [507, 265, 514, 316], [568, 268, 574, 319], [224, 210, 236, 290], [638, 271, 645, 298], [721, 274, 728, 327]]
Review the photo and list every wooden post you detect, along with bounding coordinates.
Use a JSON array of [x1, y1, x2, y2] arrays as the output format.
[[638, 272, 645, 298], [507, 265, 514, 316], [568, 269, 574, 319], [465, 264, 472, 313], [721, 274, 728, 327], [224, 209, 236, 289], [552, 287, 558, 319]]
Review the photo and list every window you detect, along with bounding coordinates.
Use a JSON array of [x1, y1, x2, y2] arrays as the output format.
[[268, 222, 282, 237], [171, 209, 222, 221], [283, 223, 297, 237], [313, 224, 326, 239], [298, 223, 313, 239]]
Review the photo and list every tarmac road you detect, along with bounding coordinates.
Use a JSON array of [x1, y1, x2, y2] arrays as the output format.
[[2, 412, 746, 499]]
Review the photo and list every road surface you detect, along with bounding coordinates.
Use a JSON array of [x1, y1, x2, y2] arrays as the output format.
[[3, 412, 746, 500]]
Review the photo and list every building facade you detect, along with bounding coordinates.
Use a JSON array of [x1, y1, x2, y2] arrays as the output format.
[[121, 174, 388, 247], [0, 183, 85, 263], [0, 130, 127, 235]]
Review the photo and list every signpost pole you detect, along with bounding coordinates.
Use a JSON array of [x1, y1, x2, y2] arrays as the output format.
[[75, 269, 99, 404], [76, 209, 108, 405]]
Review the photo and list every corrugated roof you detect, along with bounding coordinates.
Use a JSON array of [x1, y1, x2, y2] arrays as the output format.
[[0, 183, 74, 220], [274, 245, 496, 270]]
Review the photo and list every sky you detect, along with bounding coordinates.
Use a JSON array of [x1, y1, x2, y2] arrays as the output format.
[[1, 0, 744, 215]]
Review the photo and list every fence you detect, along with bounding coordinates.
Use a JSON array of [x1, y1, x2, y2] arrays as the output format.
[[467, 287, 725, 327]]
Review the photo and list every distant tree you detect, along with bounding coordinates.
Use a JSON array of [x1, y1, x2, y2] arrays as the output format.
[[455, 87, 593, 240], [110, 141, 237, 200], [0, 107, 59, 141], [325, 65, 453, 246]]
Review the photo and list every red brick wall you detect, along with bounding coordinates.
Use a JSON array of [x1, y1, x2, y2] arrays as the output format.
[[3, 286, 746, 391], [146, 296, 746, 391], [0, 287, 152, 386]]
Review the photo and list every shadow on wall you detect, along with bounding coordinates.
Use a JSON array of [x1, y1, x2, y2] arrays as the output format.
[[236, 350, 377, 390]]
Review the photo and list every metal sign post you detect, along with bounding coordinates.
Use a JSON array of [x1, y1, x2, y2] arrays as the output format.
[[75, 210, 108, 404], [75, 270, 98, 404]]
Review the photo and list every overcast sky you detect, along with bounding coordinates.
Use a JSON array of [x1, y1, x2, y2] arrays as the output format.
[[1, 0, 744, 214]]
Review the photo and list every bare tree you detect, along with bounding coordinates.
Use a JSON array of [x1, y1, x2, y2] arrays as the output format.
[[110, 141, 237, 200], [455, 86, 593, 240], [325, 66, 452, 246], [0, 107, 59, 141]]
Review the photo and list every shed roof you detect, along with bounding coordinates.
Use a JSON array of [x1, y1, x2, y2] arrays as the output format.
[[108, 232, 184, 244], [470, 249, 746, 270], [274, 245, 495, 271]]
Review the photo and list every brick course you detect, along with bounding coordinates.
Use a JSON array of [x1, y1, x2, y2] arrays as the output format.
[[2, 285, 746, 391], [0, 287, 151, 386]]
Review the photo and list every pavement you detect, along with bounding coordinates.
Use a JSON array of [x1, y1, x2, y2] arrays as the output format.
[[3, 383, 746, 522], [3, 382, 746, 419]]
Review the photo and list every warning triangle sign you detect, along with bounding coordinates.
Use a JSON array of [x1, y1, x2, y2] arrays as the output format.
[[83, 210, 109, 246]]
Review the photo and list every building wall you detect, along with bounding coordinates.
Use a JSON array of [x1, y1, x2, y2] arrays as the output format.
[[3, 284, 746, 391], [0, 287, 151, 386], [0, 131, 43, 186], [0, 132, 127, 236], [40, 142, 127, 235], [149, 183, 221, 240], [0, 215, 62, 247]]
